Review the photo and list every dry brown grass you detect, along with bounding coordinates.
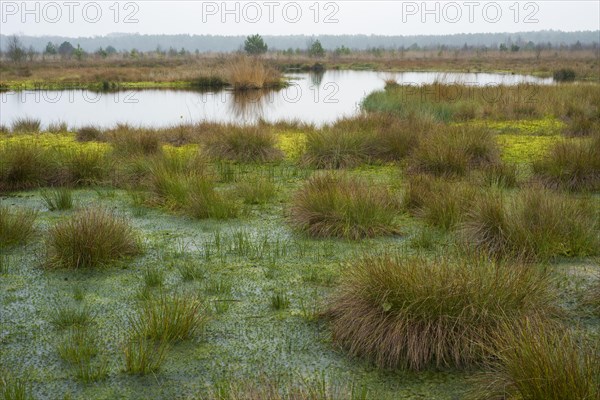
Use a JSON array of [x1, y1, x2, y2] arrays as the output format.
[[225, 56, 283, 90]]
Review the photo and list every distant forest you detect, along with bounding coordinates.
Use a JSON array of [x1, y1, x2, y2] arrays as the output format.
[[2, 30, 599, 53]]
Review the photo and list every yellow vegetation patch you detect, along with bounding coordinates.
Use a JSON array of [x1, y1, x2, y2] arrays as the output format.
[[495, 135, 561, 164], [0, 133, 110, 155], [276, 131, 307, 161], [163, 143, 201, 158], [460, 117, 565, 136]]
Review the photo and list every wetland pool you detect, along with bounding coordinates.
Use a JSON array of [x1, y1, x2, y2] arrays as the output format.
[[0, 70, 553, 128]]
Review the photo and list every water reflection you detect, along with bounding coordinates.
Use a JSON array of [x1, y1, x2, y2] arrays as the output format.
[[228, 89, 274, 121], [309, 70, 326, 87]]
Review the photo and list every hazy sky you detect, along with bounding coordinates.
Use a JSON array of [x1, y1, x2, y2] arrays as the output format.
[[1, 1, 599, 37]]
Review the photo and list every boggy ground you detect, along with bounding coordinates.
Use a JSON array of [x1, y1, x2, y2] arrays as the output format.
[[1, 82, 599, 399]]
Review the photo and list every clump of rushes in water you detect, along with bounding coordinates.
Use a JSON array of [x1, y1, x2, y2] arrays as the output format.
[[326, 255, 557, 370], [176, 259, 204, 282], [142, 265, 164, 288], [0, 374, 33, 400], [202, 374, 370, 400], [130, 292, 208, 343], [203, 126, 283, 163], [45, 208, 141, 269], [468, 319, 600, 400], [50, 303, 94, 329], [288, 173, 400, 240], [409, 125, 499, 176], [122, 336, 168, 375], [41, 188, 73, 211], [461, 188, 600, 261], [57, 327, 108, 383], [270, 291, 290, 310], [0, 205, 37, 248], [532, 135, 600, 192]]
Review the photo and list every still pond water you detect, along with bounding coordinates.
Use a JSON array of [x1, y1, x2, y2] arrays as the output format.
[[1, 70, 553, 128]]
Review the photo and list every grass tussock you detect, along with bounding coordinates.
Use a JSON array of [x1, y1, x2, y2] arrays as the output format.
[[301, 128, 376, 169], [469, 320, 600, 400], [131, 292, 208, 343], [462, 188, 599, 260], [301, 114, 429, 169], [326, 255, 557, 370], [288, 173, 400, 239], [204, 127, 283, 163], [0, 142, 56, 191], [11, 117, 41, 134], [109, 126, 162, 156], [62, 148, 109, 186], [403, 175, 476, 231], [186, 177, 240, 220], [76, 126, 103, 142], [47, 121, 68, 133], [45, 208, 141, 269], [0, 205, 37, 248], [410, 126, 499, 176], [225, 56, 283, 90], [138, 152, 238, 219], [479, 162, 519, 188], [533, 135, 600, 191]]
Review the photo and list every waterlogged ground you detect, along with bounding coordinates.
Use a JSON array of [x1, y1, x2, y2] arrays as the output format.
[[1, 118, 599, 399], [1, 188, 471, 399]]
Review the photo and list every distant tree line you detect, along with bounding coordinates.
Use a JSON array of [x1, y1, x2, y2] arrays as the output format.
[[2, 30, 598, 53], [2, 31, 598, 62]]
